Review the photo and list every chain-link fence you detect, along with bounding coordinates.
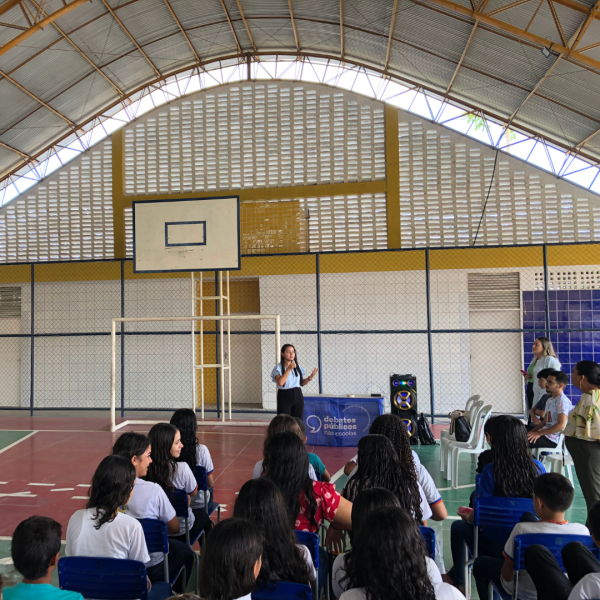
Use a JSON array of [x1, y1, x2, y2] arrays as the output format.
[[0, 241, 598, 419]]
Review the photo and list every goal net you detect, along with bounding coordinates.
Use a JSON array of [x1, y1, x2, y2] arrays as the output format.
[[110, 314, 281, 432]]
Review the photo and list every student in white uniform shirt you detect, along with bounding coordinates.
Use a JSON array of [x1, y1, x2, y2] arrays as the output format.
[[199, 518, 262, 600], [252, 414, 318, 481], [111, 432, 194, 592], [65, 455, 171, 600], [339, 505, 465, 600], [170, 409, 215, 511], [234, 479, 315, 586], [524, 500, 600, 600], [145, 423, 212, 544], [473, 473, 589, 600]]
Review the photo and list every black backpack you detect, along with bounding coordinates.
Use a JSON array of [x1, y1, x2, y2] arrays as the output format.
[[418, 413, 437, 445]]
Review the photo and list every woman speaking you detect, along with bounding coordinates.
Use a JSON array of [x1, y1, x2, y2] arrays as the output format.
[[271, 344, 318, 418]]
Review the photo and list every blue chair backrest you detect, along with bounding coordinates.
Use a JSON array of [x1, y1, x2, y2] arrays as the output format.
[[294, 530, 320, 568], [138, 518, 169, 554], [473, 497, 535, 529], [419, 526, 436, 560], [475, 474, 481, 494], [513, 534, 600, 571], [194, 465, 209, 491], [169, 488, 189, 519], [58, 556, 148, 600], [252, 581, 313, 600]]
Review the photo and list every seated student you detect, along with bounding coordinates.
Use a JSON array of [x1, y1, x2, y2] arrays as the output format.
[[253, 414, 318, 480], [170, 409, 215, 508], [112, 432, 194, 592], [523, 500, 600, 600], [527, 370, 572, 449], [345, 414, 447, 521], [65, 455, 171, 600], [294, 417, 331, 482], [339, 506, 465, 600], [476, 415, 498, 475], [528, 368, 555, 427], [144, 423, 212, 544], [199, 518, 262, 600], [473, 472, 589, 600], [342, 434, 432, 524], [5, 516, 83, 600], [233, 479, 315, 585], [444, 415, 545, 594], [333, 488, 442, 598]]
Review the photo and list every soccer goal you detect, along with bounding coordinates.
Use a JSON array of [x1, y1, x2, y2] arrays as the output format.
[[110, 314, 281, 433]]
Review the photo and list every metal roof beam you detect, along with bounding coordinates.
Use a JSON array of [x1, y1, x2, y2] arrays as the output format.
[[384, 0, 399, 71], [288, 0, 300, 52], [0, 0, 22, 18], [446, 22, 478, 94], [163, 0, 200, 63], [340, 0, 344, 59], [0, 0, 90, 59], [569, 0, 600, 51], [486, 0, 534, 17], [0, 139, 32, 161], [219, 0, 242, 53], [234, 0, 257, 52], [548, 0, 568, 46], [100, 0, 161, 79]]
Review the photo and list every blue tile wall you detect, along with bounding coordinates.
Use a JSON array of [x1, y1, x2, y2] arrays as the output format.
[[522, 289, 600, 401]]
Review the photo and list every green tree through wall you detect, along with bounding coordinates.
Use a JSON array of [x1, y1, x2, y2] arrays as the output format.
[[465, 114, 517, 147]]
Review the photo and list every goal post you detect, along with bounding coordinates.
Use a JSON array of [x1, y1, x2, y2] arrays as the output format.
[[110, 314, 281, 433]]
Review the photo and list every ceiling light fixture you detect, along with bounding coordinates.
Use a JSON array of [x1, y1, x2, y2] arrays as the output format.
[[541, 42, 553, 58]]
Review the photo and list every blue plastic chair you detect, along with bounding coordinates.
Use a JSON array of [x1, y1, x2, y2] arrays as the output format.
[[252, 581, 313, 600], [419, 526, 436, 560], [58, 556, 170, 600], [194, 464, 221, 521], [464, 497, 534, 599], [294, 530, 320, 599], [138, 518, 187, 592]]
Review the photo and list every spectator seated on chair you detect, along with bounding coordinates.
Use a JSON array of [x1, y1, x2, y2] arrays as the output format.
[[4, 516, 83, 600], [443, 415, 545, 593], [145, 423, 212, 544], [342, 434, 432, 524], [233, 478, 315, 586], [170, 409, 215, 509], [527, 371, 572, 449], [199, 518, 262, 600], [527, 368, 555, 428], [253, 415, 318, 481], [65, 454, 171, 600], [339, 506, 465, 600], [473, 472, 588, 600], [524, 500, 600, 600], [294, 417, 331, 482], [332, 488, 444, 598], [112, 432, 194, 592]]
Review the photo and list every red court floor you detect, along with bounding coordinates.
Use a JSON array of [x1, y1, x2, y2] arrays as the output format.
[[0, 416, 361, 538]]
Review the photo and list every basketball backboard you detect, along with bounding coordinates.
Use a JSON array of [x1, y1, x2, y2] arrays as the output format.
[[132, 196, 240, 272]]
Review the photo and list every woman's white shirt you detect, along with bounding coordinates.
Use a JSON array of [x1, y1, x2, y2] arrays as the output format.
[[271, 363, 306, 390], [66, 508, 149, 564], [297, 544, 317, 581], [253, 459, 317, 481], [340, 583, 465, 600], [332, 554, 442, 598], [171, 461, 198, 536], [190, 444, 214, 510], [530, 355, 561, 403]]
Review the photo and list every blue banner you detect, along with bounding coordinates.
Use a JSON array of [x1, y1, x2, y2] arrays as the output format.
[[303, 396, 384, 447]]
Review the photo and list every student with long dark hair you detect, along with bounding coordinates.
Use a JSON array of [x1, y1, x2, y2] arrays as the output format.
[[342, 435, 431, 524], [565, 360, 600, 511], [170, 409, 215, 510], [444, 415, 545, 593], [340, 506, 464, 600], [233, 479, 314, 585], [271, 344, 318, 418], [65, 455, 171, 600], [144, 423, 211, 543], [199, 518, 262, 600], [112, 432, 194, 592]]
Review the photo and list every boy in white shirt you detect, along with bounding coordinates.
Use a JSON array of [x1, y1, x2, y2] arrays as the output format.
[[524, 501, 600, 600], [473, 472, 589, 600]]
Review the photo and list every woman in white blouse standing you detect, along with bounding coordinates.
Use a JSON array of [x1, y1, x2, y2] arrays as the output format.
[[272, 344, 318, 418], [523, 337, 561, 421]]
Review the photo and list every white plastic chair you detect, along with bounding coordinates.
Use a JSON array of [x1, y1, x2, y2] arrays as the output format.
[[449, 404, 493, 489], [441, 400, 483, 479], [440, 394, 480, 444], [541, 436, 574, 485]]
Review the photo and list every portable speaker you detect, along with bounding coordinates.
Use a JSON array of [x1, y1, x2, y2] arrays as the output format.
[[390, 374, 419, 444]]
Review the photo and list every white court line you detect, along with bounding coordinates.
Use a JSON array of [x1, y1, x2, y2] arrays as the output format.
[[0, 557, 13, 565], [437, 484, 476, 491], [0, 482, 7, 484], [77, 484, 90, 487], [0, 492, 36, 498], [71, 496, 89, 500], [331, 455, 356, 486], [0, 535, 65, 544], [28, 483, 54, 487], [51, 488, 75, 492], [0, 430, 37, 455], [0, 428, 261, 436]]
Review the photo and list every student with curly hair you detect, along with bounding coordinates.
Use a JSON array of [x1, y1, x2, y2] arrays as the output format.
[[342, 435, 431, 524], [170, 409, 215, 510], [340, 506, 464, 600], [234, 478, 314, 585], [144, 423, 212, 544], [199, 519, 263, 600], [65, 455, 171, 600], [444, 415, 545, 593]]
